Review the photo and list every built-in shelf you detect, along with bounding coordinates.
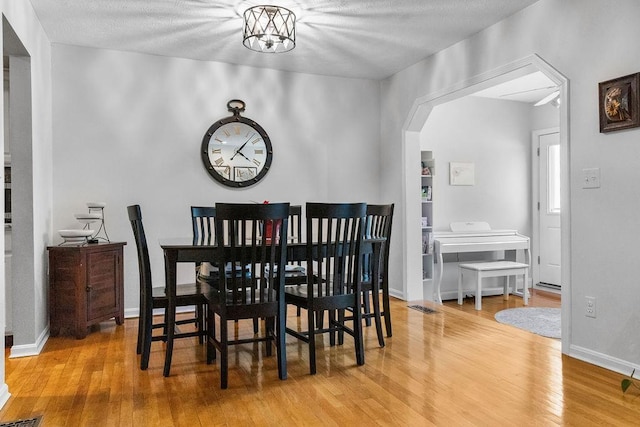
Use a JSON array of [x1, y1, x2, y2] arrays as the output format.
[[421, 151, 434, 283]]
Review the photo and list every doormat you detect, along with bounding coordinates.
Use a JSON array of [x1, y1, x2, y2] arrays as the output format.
[[408, 305, 437, 314], [0, 416, 42, 427], [495, 307, 560, 339]]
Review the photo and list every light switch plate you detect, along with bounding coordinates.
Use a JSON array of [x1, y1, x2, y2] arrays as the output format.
[[582, 168, 600, 189]]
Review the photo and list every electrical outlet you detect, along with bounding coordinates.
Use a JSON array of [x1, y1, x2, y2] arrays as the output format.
[[585, 296, 596, 318]]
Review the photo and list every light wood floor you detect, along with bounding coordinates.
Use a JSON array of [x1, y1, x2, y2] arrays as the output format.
[[1, 290, 639, 426]]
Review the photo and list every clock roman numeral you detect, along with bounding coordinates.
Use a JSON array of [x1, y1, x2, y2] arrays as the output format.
[[214, 137, 223, 143], [254, 149, 264, 155], [251, 137, 262, 145], [214, 157, 225, 166], [223, 129, 231, 137], [252, 159, 261, 166], [211, 148, 222, 154], [233, 125, 241, 135]]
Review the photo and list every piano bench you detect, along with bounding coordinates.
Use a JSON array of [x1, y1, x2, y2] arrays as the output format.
[[457, 261, 529, 310]]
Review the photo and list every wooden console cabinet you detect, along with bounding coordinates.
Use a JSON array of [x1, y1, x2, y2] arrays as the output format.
[[48, 242, 126, 339]]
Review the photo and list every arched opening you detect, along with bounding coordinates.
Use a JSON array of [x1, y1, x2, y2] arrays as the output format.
[[401, 54, 571, 353]]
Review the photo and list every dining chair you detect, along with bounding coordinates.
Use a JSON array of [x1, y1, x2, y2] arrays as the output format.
[[347, 203, 394, 347], [285, 202, 366, 375], [191, 206, 217, 281], [285, 205, 307, 317], [287, 205, 302, 244], [190, 206, 218, 342], [205, 202, 289, 389], [191, 206, 216, 244], [127, 204, 210, 370], [191, 205, 259, 334]]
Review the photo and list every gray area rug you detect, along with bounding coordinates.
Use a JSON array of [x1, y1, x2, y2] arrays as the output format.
[[494, 307, 560, 339]]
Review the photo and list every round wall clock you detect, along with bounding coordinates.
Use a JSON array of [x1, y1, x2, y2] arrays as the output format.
[[201, 99, 273, 187]]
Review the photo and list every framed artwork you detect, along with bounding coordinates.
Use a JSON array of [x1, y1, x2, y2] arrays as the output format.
[[450, 162, 475, 186], [599, 72, 640, 133]]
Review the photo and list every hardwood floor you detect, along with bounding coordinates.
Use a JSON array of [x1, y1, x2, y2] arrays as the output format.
[[1, 291, 638, 426], [443, 287, 562, 320]]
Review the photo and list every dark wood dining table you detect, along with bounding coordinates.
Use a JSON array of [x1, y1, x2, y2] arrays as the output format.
[[158, 237, 386, 377]]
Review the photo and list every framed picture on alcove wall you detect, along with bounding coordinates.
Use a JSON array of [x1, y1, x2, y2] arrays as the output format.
[[599, 72, 640, 133]]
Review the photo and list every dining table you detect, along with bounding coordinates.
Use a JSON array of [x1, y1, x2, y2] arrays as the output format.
[[159, 237, 386, 377]]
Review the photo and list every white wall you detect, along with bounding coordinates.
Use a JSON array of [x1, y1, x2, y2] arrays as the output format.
[[419, 96, 535, 299], [421, 96, 533, 235], [0, 0, 53, 406], [50, 45, 381, 315], [381, 0, 640, 372]]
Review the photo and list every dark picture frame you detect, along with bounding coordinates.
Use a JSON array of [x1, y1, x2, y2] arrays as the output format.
[[599, 72, 640, 133]]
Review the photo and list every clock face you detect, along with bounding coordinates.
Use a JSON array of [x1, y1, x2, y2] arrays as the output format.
[[201, 117, 273, 187]]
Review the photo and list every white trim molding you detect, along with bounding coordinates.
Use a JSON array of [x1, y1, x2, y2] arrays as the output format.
[[9, 325, 49, 358]]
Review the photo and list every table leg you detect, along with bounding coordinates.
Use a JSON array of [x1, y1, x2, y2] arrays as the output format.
[[371, 242, 385, 347], [163, 249, 177, 377], [435, 251, 444, 305]]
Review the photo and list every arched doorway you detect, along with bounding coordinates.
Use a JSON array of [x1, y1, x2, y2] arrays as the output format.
[[401, 54, 571, 353]]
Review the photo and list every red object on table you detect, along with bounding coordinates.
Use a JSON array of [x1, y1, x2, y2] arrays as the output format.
[[263, 200, 281, 242]]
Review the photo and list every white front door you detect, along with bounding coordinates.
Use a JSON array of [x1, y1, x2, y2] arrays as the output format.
[[538, 131, 561, 287]]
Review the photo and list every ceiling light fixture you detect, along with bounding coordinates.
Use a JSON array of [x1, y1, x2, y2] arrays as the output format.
[[534, 90, 560, 107], [243, 5, 296, 53]]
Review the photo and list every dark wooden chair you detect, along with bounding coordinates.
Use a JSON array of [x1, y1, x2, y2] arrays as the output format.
[[287, 205, 302, 244], [191, 206, 216, 245], [190, 206, 217, 341], [205, 202, 289, 389], [191, 205, 257, 333], [285, 202, 366, 375], [346, 203, 394, 347], [127, 204, 210, 370], [191, 206, 217, 282], [284, 205, 307, 316]]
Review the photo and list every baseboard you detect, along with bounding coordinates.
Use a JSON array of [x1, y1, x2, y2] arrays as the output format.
[[0, 383, 11, 410], [9, 325, 49, 359], [534, 283, 561, 294], [569, 344, 639, 376], [389, 289, 404, 300]]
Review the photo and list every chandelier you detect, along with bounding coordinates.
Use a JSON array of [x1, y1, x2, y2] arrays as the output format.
[[243, 5, 296, 53]]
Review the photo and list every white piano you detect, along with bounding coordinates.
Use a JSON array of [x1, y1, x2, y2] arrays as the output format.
[[433, 223, 530, 304]]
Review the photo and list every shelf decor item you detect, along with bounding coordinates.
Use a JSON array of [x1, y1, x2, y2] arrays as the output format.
[[421, 186, 432, 201], [85, 202, 110, 243], [599, 72, 640, 133], [421, 161, 431, 176], [57, 229, 94, 245]]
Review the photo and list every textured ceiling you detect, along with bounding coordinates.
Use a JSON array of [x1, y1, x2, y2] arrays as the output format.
[[28, 0, 541, 80]]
